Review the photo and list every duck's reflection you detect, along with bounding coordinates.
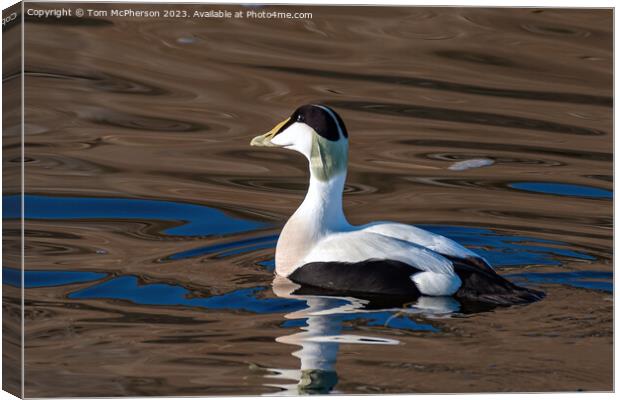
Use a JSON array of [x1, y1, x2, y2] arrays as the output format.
[[266, 276, 460, 395]]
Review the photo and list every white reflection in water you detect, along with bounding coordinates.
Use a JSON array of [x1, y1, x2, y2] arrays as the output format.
[[265, 276, 459, 394], [448, 158, 495, 171]]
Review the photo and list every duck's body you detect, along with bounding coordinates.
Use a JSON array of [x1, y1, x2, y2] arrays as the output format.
[[251, 104, 543, 305]]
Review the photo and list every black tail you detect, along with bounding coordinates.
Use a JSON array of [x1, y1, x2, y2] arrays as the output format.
[[451, 258, 545, 307]]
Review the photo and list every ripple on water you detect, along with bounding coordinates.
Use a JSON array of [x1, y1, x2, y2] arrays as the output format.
[[3, 267, 107, 289], [16, 5, 613, 395], [521, 23, 591, 37], [403, 139, 612, 162], [421, 225, 596, 267], [251, 65, 612, 106], [25, 70, 169, 95], [164, 234, 278, 261], [508, 182, 612, 199], [68, 276, 307, 314], [63, 273, 444, 333], [425, 152, 563, 168], [7, 190, 606, 295], [507, 271, 612, 293], [3, 195, 270, 237], [90, 110, 208, 132], [325, 100, 607, 136]]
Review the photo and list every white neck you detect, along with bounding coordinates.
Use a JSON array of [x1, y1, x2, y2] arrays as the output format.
[[296, 170, 350, 231], [275, 170, 350, 276]]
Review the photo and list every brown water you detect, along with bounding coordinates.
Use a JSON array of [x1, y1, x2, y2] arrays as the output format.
[[3, 4, 613, 396]]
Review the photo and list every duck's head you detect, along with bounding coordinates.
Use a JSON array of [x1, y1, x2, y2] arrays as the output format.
[[251, 104, 349, 181]]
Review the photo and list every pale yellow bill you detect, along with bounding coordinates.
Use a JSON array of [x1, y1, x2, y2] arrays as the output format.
[[250, 117, 291, 147]]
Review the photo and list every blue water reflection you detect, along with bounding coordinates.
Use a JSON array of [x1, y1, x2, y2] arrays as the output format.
[[68, 275, 305, 313], [3, 195, 269, 236], [62, 274, 443, 332], [4, 192, 610, 320], [507, 271, 612, 293], [422, 225, 595, 267], [509, 182, 612, 199], [3, 267, 106, 288], [167, 234, 278, 260]]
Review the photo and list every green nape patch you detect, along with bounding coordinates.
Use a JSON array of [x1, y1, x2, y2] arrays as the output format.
[[310, 134, 348, 181]]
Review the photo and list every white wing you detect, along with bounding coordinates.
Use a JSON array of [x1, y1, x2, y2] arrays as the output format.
[[302, 230, 453, 274], [360, 222, 482, 261], [300, 230, 461, 296]]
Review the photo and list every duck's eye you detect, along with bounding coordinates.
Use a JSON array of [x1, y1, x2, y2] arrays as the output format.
[[297, 114, 304, 122]]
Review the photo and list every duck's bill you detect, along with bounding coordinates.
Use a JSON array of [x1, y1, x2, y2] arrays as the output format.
[[250, 133, 280, 147], [250, 117, 290, 147]]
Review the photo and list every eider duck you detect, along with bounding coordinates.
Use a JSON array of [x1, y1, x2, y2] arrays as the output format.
[[251, 104, 544, 306]]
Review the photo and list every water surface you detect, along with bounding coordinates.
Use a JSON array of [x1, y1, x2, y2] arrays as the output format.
[[7, 4, 612, 396]]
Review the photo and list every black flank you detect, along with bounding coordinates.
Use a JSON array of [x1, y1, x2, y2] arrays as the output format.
[[451, 259, 545, 306], [289, 256, 545, 308], [288, 259, 422, 297]]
